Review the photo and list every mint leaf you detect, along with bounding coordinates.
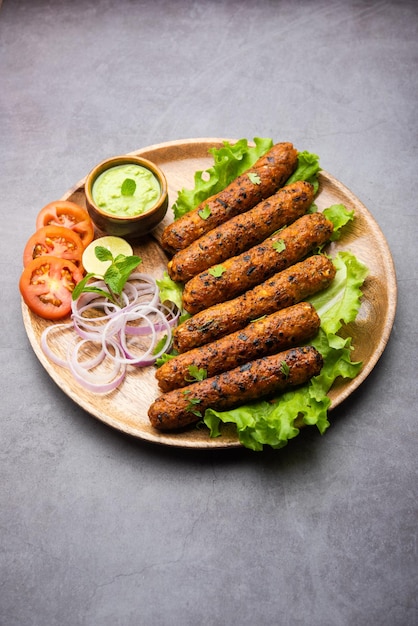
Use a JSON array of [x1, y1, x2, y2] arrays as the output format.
[[72, 272, 95, 300], [114, 254, 142, 276], [94, 246, 113, 262], [103, 264, 123, 294], [121, 178, 136, 196], [73, 250, 142, 304], [101, 253, 141, 295]]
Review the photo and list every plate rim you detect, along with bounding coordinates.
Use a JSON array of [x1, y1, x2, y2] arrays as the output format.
[[21, 137, 398, 449]]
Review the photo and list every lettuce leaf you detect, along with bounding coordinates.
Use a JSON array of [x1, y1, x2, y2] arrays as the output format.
[[323, 204, 354, 241], [308, 250, 368, 336], [156, 271, 184, 310], [171, 138, 321, 219], [154, 271, 189, 367], [286, 150, 321, 194], [203, 251, 368, 451]]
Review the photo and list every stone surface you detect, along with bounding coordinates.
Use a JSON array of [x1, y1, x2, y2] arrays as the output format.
[[1, 0, 417, 624]]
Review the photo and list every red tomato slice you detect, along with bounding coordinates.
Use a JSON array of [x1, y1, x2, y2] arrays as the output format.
[[23, 225, 85, 268], [19, 256, 84, 320], [36, 200, 94, 248]]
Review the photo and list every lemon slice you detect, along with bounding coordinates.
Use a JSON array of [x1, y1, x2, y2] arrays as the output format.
[[82, 236, 133, 277]]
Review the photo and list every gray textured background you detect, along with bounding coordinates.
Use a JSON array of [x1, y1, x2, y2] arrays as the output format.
[[1, 1, 417, 625]]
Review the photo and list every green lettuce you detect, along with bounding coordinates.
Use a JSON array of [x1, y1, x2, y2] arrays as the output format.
[[322, 204, 354, 241], [156, 271, 184, 311], [154, 272, 188, 367], [203, 251, 368, 451], [172, 138, 321, 219], [286, 150, 322, 194]]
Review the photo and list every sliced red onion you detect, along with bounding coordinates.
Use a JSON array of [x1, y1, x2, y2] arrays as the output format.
[[40, 271, 180, 393], [40, 322, 75, 368], [68, 338, 126, 394], [101, 305, 172, 366]]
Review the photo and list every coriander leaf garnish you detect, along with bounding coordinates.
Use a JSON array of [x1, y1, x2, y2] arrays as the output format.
[[121, 178, 136, 196], [273, 239, 286, 253], [280, 361, 290, 378], [186, 365, 208, 383], [208, 265, 226, 278], [247, 172, 261, 185], [198, 205, 211, 220], [182, 390, 202, 416], [154, 343, 178, 367]]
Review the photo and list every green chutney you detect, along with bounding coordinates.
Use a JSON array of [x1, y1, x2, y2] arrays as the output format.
[[92, 164, 161, 217]]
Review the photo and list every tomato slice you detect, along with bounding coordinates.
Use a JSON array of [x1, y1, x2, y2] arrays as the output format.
[[23, 225, 85, 268], [19, 256, 84, 320], [36, 200, 94, 248]]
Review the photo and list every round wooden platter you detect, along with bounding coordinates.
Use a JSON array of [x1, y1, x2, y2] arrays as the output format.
[[21, 138, 397, 449]]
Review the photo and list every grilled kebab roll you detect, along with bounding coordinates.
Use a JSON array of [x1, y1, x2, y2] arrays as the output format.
[[173, 255, 336, 353], [167, 180, 314, 283], [149, 346, 323, 431], [182, 212, 334, 314], [156, 302, 320, 392], [161, 142, 298, 253]]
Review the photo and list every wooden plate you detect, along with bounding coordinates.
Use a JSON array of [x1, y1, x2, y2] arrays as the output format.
[[21, 138, 397, 448]]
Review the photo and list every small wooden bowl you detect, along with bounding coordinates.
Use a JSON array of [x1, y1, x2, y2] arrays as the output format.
[[85, 155, 168, 239]]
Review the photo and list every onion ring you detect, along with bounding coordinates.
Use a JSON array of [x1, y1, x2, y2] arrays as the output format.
[[40, 272, 179, 393]]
